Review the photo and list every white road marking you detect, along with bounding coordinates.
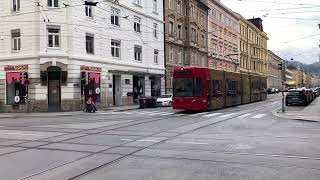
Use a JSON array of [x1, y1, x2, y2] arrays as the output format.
[[136, 139, 160, 142], [220, 113, 237, 118], [170, 141, 209, 145], [158, 113, 175, 116], [120, 139, 134, 141], [173, 114, 184, 117], [0, 132, 42, 136], [237, 113, 252, 118], [252, 114, 267, 119], [189, 112, 209, 117], [203, 113, 223, 117]]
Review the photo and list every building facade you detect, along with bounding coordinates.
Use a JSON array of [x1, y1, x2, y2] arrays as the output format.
[[288, 68, 304, 88], [238, 16, 268, 76], [207, 0, 239, 72], [267, 50, 282, 89], [0, 0, 165, 112], [164, 0, 208, 93]]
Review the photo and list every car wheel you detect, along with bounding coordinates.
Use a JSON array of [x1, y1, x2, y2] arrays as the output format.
[[169, 101, 172, 107], [285, 102, 289, 106]]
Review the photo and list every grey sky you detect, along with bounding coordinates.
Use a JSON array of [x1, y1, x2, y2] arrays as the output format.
[[220, 0, 320, 64]]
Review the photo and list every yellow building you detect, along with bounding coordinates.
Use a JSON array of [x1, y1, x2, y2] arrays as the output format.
[[237, 15, 268, 76], [289, 69, 303, 88]]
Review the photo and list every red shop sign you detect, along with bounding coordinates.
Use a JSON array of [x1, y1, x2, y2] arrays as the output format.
[[4, 64, 28, 71], [80, 65, 102, 72]]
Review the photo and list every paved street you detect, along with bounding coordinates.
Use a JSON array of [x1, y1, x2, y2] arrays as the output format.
[[0, 94, 319, 180]]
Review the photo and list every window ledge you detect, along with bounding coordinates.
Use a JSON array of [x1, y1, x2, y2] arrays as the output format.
[[47, 47, 61, 50], [11, 50, 21, 53], [112, 57, 121, 60], [135, 60, 142, 63], [133, 3, 143, 8], [47, 6, 60, 9]]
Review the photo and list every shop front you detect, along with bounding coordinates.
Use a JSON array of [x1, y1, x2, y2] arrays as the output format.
[[2, 65, 30, 112], [80, 65, 104, 109]]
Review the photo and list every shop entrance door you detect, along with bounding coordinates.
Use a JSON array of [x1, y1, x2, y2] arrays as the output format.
[[113, 75, 122, 106], [48, 67, 61, 112]]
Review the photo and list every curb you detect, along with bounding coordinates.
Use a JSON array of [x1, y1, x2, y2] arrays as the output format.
[[271, 108, 319, 122], [0, 107, 140, 119]]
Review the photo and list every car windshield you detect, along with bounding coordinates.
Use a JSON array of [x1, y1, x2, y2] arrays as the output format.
[[173, 77, 202, 97]]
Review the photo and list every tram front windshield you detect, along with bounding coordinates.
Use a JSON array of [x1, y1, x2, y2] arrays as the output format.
[[173, 77, 202, 97]]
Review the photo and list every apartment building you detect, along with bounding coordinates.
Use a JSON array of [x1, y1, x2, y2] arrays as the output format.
[[164, 0, 209, 93], [0, 0, 165, 112], [207, 0, 240, 72], [238, 15, 268, 76], [267, 50, 282, 89]]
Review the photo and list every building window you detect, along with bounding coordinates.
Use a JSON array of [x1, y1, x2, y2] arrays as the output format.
[[47, 27, 60, 48], [169, 21, 174, 36], [191, 28, 197, 42], [177, 25, 182, 39], [185, 27, 188, 39], [212, 8, 216, 19], [12, 0, 20, 12], [169, 0, 173, 9], [201, 34, 205, 46], [190, 4, 196, 18], [153, 0, 157, 13], [134, 17, 141, 33], [11, 29, 21, 51], [85, 4, 93, 17], [134, 45, 142, 61], [178, 49, 182, 64], [177, 0, 182, 14], [153, 23, 158, 38], [86, 34, 94, 54], [154, 49, 159, 64], [133, 0, 142, 6], [169, 47, 174, 62], [111, 40, 120, 58], [48, 0, 59, 8], [111, 8, 120, 26]]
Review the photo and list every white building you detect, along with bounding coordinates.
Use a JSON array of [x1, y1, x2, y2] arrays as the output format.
[[0, 0, 165, 112]]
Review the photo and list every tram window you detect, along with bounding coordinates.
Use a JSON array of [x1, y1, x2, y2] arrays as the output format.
[[194, 78, 202, 97], [173, 78, 193, 97], [212, 80, 222, 97]]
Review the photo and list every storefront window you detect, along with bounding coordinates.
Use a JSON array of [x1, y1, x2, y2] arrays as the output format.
[[6, 72, 28, 105], [84, 73, 101, 102]]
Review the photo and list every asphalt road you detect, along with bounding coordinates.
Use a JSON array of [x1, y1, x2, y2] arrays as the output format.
[[0, 94, 319, 180]]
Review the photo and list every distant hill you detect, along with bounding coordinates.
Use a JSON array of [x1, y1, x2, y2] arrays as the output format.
[[286, 61, 320, 76]]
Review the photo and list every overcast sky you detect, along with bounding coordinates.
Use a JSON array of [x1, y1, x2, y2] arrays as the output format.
[[220, 0, 320, 64]]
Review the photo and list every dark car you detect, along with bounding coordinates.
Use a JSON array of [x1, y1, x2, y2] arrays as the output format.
[[311, 87, 320, 97], [285, 89, 308, 106]]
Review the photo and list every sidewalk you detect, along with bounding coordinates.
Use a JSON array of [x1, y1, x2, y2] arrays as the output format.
[[0, 105, 139, 119], [273, 98, 320, 122]]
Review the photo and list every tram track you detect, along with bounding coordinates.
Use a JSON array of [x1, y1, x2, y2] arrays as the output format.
[[12, 102, 279, 180]]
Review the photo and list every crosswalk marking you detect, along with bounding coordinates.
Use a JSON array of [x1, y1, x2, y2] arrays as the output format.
[[203, 113, 223, 117], [189, 112, 209, 117], [252, 114, 266, 118], [237, 113, 252, 118], [219, 113, 237, 118]]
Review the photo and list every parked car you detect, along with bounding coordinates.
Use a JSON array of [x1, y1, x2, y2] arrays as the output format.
[[311, 87, 320, 97], [157, 94, 173, 107], [285, 89, 309, 106]]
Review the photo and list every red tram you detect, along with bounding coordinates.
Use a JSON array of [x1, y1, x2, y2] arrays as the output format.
[[172, 67, 267, 111]]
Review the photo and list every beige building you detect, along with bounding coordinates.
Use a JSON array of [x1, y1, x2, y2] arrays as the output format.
[[238, 15, 268, 76], [207, 0, 240, 72], [267, 50, 282, 89], [164, 0, 209, 93]]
